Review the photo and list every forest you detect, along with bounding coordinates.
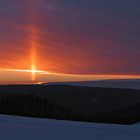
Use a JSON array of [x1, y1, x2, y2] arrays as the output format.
[[0, 85, 140, 124]]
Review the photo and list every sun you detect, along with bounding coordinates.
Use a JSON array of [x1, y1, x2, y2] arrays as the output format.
[[30, 62, 50, 81]]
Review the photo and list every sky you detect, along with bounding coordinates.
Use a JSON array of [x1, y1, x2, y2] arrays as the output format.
[[0, 0, 140, 83]]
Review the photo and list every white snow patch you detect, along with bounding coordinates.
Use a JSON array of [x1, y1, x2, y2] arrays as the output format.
[[0, 114, 140, 140]]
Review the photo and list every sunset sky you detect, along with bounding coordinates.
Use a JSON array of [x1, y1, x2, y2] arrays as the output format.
[[0, 0, 140, 83]]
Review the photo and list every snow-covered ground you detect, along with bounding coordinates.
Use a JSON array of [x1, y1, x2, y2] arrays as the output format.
[[77, 80, 140, 89], [0, 115, 140, 140], [48, 79, 140, 89]]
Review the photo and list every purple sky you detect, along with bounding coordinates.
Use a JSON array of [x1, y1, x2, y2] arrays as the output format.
[[0, 0, 139, 75]]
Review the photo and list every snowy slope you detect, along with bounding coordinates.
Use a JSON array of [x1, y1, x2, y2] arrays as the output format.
[[47, 79, 140, 90], [0, 115, 140, 140], [77, 80, 140, 89]]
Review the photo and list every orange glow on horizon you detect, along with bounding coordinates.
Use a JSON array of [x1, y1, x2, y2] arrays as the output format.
[[0, 68, 140, 78], [0, 69, 47, 73], [0, 68, 140, 84]]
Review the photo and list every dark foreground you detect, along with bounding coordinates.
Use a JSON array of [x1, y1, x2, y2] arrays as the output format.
[[0, 84, 140, 124]]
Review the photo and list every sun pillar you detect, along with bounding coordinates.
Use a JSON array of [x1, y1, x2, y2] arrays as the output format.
[[27, 1, 39, 81], [30, 31, 37, 81], [31, 63, 36, 81], [30, 35, 37, 81]]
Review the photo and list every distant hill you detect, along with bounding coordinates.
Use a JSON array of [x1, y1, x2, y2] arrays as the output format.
[[46, 79, 140, 89]]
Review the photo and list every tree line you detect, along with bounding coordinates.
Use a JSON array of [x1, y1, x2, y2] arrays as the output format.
[[0, 92, 140, 124]]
